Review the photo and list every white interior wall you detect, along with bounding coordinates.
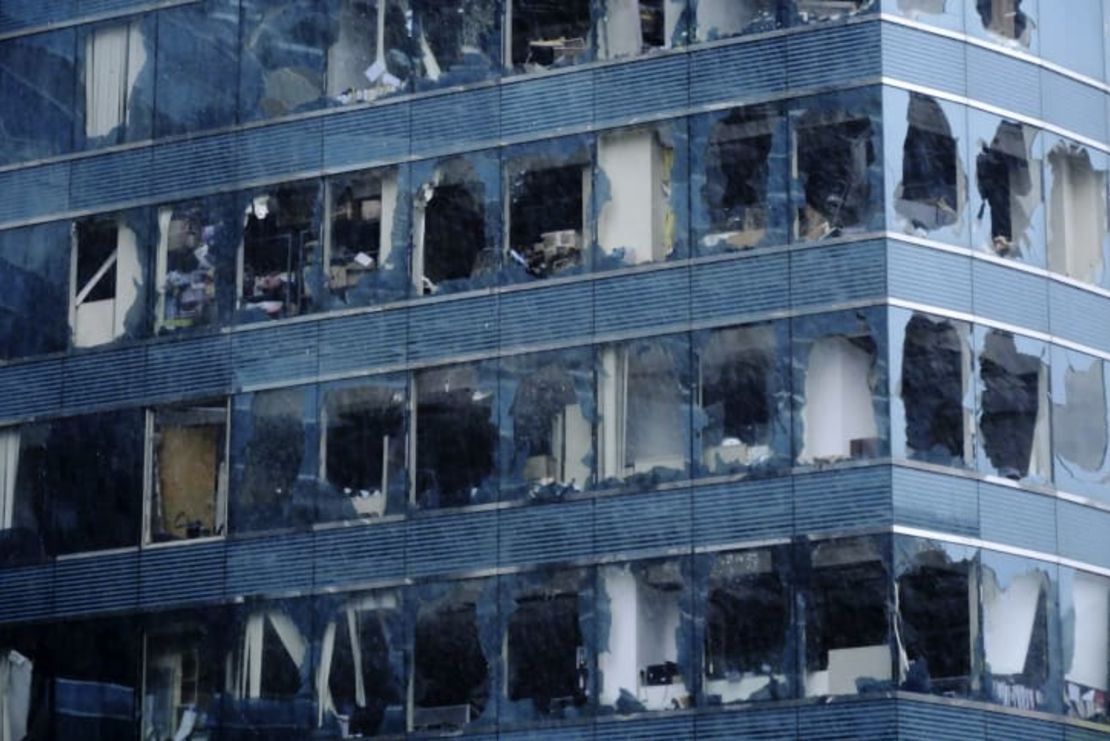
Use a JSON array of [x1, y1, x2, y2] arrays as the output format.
[[599, 130, 666, 265], [1067, 572, 1110, 691], [801, 336, 877, 461], [602, 0, 642, 58], [74, 221, 140, 348], [0, 429, 19, 530], [379, 173, 398, 268], [328, 0, 378, 95], [1051, 153, 1107, 283], [554, 402, 592, 486], [598, 347, 627, 479], [983, 571, 1042, 676], [599, 567, 639, 705]]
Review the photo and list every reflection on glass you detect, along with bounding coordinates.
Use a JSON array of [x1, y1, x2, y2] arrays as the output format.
[[143, 618, 222, 741], [981, 554, 1052, 712]]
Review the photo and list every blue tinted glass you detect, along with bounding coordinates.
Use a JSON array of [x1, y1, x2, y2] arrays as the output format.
[[0, 29, 76, 165]]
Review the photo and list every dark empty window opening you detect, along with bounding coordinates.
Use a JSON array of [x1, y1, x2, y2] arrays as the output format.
[[413, 602, 489, 729], [700, 325, 776, 472], [898, 558, 971, 694], [976, 0, 1030, 43], [705, 110, 774, 249], [511, 0, 592, 69], [323, 386, 405, 519], [796, 116, 875, 239], [509, 163, 585, 278], [508, 592, 587, 714], [421, 182, 488, 293], [979, 331, 1045, 480], [977, 122, 1035, 256], [898, 95, 959, 232], [242, 187, 317, 319], [73, 215, 144, 348], [75, 219, 118, 303], [639, 0, 666, 48], [901, 315, 967, 465]]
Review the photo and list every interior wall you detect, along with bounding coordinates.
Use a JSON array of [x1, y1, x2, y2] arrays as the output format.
[[802, 336, 877, 460]]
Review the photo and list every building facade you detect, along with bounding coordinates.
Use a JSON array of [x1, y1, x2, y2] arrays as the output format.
[[0, 0, 1108, 738]]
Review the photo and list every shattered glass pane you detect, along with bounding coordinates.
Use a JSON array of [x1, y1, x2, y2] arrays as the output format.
[[880, 0, 965, 33], [412, 0, 500, 89], [72, 209, 153, 349], [142, 611, 225, 741], [0, 221, 70, 361], [804, 536, 892, 697], [598, 0, 686, 59], [0, 29, 76, 165], [76, 15, 156, 150], [694, 0, 784, 40], [156, 197, 238, 335], [325, 0, 412, 107], [700, 547, 792, 704], [966, 0, 1037, 49], [1059, 567, 1110, 724], [1046, 137, 1110, 287], [1051, 347, 1110, 503], [238, 0, 332, 120], [509, 0, 592, 72], [792, 0, 876, 24]]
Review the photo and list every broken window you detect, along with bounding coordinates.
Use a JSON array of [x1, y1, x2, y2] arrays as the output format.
[[146, 400, 229, 543], [224, 599, 315, 735], [972, 114, 1044, 263], [240, 182, 321, 320], [892, 92, 966, 240], [238, 0, 331, 120], [701, 547, 792, 704], [599, 559, 692, 713], [0, 425, 47, 567], [598, 335, 691, 487], [412, 362, 498, 509], [327, 0, 411, 105], [794, 310, 887, 465], [501, 347, 594, 500], [695, 322, 790, 476], [230, 386, 317, 533], [971, 0, 1033, 46], [508, 0, 592, 72], [0, 221, 71, 361], [0, 29, 77, 166], [412, 153, 499, 296], [804, 536, 892, 697], [1046, 139, 1110, 287], [892, 311, 973, 468], [598, 0, 682, 59], [895, 537, 976, 698], [156, 198, 232, 334], [793, 93, 880, 240], [694, 0, 783, 40], [885, 0, 964, 32], [597, 123, 684, 267], [412, 579, 496, 731], [71, 213, 149, 349], [1052, 349, 1110, 503], [1060, 567, 1109, 724], [506, 138, 593, 281], [77, 16, 154, 148], [142, 613, 224, 741], [977, 329, 1050, 482], [318, 375, 407, 522], [694, 104, 786, 253], [411, 0, 500, 89], [325, 167, 409, 308], [316, 590, 406, 737], [981, 552, 1053, 712], [794, 0, 875, 23], [503, 568, 593, 720]]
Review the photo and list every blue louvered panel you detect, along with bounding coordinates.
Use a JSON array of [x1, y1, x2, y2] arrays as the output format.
[[880, 24, 965, 97], [1063, 726, 1110, 741], [144, 332, 231, 402], [231, 322, 318, 390], [225, 532, 314, 597], [595, 714, 694, 740], [1050, 281, 1110, 354], [237, 117, 323, 184], [405, 509, 497, 577], [411, 87, 499, 157], [313, 521, 405, 586], [984, 711, 1064, 740], [317, 309, 407, 377], [593, 267, 690, 337], [897, 701, 986, 741], [797, 699, 897, 740], [0, 564, 53, 624], [138, 540, 226, 609], [887, 242, 973, 314], [69, 147, 153, 211], [793, 466, 893, 534], [0, 0, 74, 34], [787, 23, 881, 90], [693, 478, 792, 546], [53, 551, 138, 617], [594, 55, 688, 126], [0, 162, 69, 225], [149, 131, 238, 202], [972, 260, 1048, 333], [790, 241, 887, 308], [0, 357, 62, 421], [323, 102, 410, 170], [499, 722, 593, 740], [498, 282, 593, 352], [979, 483, 1056, 554], [966, 46, 1041, 120], [594, 488, 690, 557], [499, 500, 593, 567], [501, 71, 594, 141], [695, 706, 798, 740], [690, 252, 790, 322], [688, 38, 786, 108], [892, 467, 978, 537], [407, 295, 496, 363], [76, 0, 157, 12], [1042, 70, 1107, 144], [1057, 500, 1110, 569], [61, 343, 146, 412]]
